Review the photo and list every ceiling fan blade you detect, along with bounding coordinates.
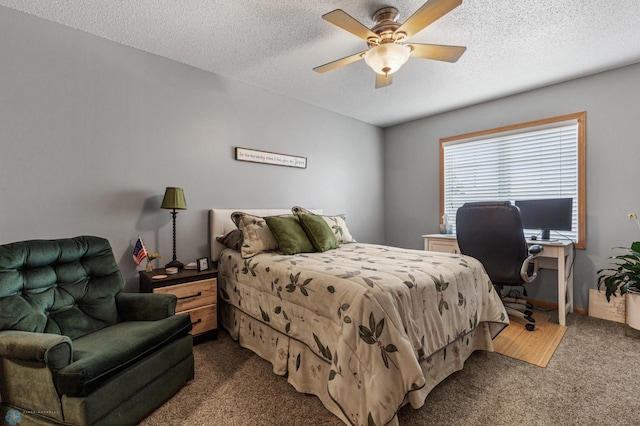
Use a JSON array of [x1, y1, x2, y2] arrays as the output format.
[[408, 43, 466, 62], [322, 9, 379, 41], [375, 73, 393, 89], [395, 0, 462, 39], [313, 51, 367, 74]]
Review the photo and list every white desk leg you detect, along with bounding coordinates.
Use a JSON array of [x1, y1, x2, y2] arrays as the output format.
[[557, 251, 567, 326], [566, 247, 574, 317]]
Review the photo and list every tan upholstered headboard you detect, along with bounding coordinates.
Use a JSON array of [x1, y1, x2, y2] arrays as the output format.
[[209, 208, 322, 262]]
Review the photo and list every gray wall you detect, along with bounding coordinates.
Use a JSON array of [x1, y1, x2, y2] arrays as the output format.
[[0, 7, 384, 291], [3, 6, 639, 310], [384, 62, 640, 310]]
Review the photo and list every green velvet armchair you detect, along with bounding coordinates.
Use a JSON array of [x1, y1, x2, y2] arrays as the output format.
[[0, 236, 194, 425]]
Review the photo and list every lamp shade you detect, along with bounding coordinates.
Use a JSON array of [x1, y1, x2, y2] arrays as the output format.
[[160, 187, 187, 210], [364, 43, 411, 75]]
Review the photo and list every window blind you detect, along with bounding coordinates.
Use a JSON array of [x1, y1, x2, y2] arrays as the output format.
[[442, 122, 579, 241]]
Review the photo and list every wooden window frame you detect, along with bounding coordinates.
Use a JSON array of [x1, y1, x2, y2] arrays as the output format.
[[440, 112, 586, 249]]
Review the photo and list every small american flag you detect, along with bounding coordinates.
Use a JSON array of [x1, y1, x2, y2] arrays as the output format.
[[132, 236, 148, 265]]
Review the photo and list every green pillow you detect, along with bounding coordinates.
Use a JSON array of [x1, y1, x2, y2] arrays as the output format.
[[298, 213, 339, 252], [264, 215, 315, 255]]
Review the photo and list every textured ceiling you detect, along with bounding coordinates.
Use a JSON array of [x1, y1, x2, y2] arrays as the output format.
[[3, 0, 640, 127]]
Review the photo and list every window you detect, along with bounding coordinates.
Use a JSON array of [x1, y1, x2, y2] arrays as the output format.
[[440, 112, 586, 248]]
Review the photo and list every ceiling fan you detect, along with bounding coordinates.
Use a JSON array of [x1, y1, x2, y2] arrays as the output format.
[[313, 0, 466, 89]]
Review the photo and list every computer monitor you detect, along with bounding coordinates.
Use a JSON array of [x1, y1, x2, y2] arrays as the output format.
[[514, 198, 573, 240]]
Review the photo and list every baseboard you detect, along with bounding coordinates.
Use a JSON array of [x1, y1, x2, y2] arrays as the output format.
[[528, 298, 587, 316]]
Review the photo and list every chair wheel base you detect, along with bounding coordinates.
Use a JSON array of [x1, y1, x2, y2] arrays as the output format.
[[524, 315, 535, 323], [525, 323, 535, 331]]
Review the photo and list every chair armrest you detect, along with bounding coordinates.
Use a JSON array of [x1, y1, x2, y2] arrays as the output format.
[[520, 245, 543, 283], [528, 244, 543, 255], [116, 292, 177, 321], [0, 330, 72, 371]]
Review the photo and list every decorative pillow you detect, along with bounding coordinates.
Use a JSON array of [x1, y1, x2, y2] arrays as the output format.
[[231, 212, 279, 258], [291, 206, 356, 243], [216, 229, 243, 251], [264, 215, 315, 255], [297, 213, 339, 252]]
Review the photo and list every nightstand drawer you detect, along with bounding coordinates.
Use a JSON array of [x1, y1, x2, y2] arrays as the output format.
[[139, 268, 218, 342], [154, 278, 217, 312], [185, 304, 217, 335]]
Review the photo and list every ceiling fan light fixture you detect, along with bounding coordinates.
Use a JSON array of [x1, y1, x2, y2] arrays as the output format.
[[364, 43, 410, 75]]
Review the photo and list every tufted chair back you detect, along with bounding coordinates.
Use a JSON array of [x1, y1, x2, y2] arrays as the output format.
[[0, 236, 123, 340]]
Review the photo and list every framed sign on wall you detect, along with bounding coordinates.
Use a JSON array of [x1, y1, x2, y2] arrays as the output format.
[[235, 147, 307, 169]]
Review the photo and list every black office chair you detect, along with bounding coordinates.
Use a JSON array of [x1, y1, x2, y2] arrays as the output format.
[[456, 201, 543, 331]]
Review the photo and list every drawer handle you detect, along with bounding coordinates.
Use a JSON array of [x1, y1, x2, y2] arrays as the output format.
[[178, 291, 202, 300], [192, 318, 202, 326]]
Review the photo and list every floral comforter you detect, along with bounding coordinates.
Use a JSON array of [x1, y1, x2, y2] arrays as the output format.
[[218, 243, 508, 425]]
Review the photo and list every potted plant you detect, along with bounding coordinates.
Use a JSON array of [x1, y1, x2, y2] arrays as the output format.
[[597, 213, 640, 331]]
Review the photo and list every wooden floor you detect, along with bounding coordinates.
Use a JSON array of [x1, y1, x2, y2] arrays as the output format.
[[493, 311, 567, 367]]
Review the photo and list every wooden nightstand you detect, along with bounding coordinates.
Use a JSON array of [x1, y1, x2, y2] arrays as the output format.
[[422, 234, 460, 253], [139, 268, 218, 342]]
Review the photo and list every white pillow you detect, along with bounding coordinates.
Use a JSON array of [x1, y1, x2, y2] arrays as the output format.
[[231, 212, 279, 258]]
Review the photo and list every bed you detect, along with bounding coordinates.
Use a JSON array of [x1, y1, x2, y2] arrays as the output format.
[[210, 208, 509, 426]]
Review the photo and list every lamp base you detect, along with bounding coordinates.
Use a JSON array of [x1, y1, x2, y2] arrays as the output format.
[[165, 259, 184, 270]]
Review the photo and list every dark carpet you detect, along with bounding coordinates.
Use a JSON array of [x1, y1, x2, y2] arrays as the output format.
[[139, 313, 639, 425]]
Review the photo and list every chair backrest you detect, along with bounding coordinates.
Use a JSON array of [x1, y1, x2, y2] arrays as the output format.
[[456, 201, 529, 286], [0, 236, 123, 339]]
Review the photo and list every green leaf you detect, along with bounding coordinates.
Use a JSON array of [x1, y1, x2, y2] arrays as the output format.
[[439, 299, 449, 315], [375, 317, 385, 339], [313, 333, 332, 361], [358, 325, 376, 344], [329, 369, 337, 381], [598, 242, 640, 299], [381, 350, 389, 368], [369, 312, 376, 334], [220, 288, 230, 300], [368, 413, 376, 426], [260, 307, 270, 322]]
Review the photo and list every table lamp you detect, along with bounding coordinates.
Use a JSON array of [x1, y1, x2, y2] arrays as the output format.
[[161, 187, 187, 269]]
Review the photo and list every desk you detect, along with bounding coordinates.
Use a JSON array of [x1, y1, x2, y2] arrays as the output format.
[[422, 234, 574, 326]]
